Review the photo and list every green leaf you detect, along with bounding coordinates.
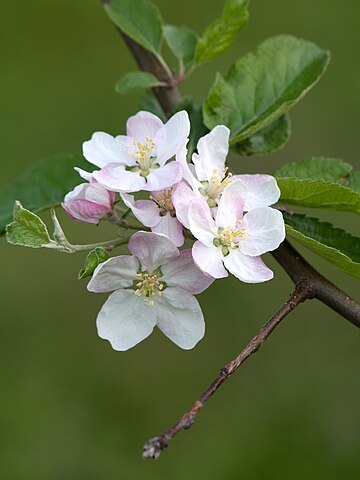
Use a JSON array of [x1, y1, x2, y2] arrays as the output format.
[[78, 248, 110, 280], [140, 91, 167, 122], [346, 171, 360, 193], [284, 212, 360, 279], [0, 154, 89, 235], [203, 35, 330, 142], [231, 114, 291, 156], [115, 71, 163, 94], [175, 98, 209, 156], [195, 0, 249, 65], [275, 157, 353, 182], [164, 25, 198, 70], [104, 0, 163, 54], [6, 201, 51, 248]]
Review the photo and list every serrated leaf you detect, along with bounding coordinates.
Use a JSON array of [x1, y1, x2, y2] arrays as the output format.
[[164, 25, 198, 70], [104, 0, 163, 54], [195, 0, 249, 65], [232, 114, 291, 156], [203, 35, 330, 142], [284, 212, 360, 279], [78, 248, 110, 280], [0, 154, 89, 235], [275, 157, 353, 182], [6, 201, 51, 248], [115, 71, 163, 94], [175, 98, 209, 156]]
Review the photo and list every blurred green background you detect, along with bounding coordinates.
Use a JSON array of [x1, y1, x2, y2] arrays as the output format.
[[1, 1, 359, 478]]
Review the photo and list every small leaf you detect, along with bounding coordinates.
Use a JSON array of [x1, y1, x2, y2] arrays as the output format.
[[0, 154, 89, 235], [275, 157, 353, 182], [78, 248, 110, 280], [164, 25, 198, 70], [284, 212, 360, 279], [346, 171, 360, 193], [175, 98, 209, 156], [6, 201, 51, 248], [195, 0, 249, 65], [115, 72, 163, 94], [104, 0, 163, 54], [232, 115, 291, 156], [203, 35, 330, 142]]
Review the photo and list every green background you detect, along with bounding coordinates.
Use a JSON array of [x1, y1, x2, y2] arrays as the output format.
[[1, 1, 359, 478]]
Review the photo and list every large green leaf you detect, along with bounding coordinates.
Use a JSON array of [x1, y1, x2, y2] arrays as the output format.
[[203, 35, 330, 142], [0, 154, 89, 235], [195, 0, 249, 65], [104, 0, 163, 55], [275, 157, 353, 182], [115, 71, 163, 94], [284, 212, 360, 279], [164, 25, 198, 70], [6, 202, 51, 248], [232, 115, 291, 156], [347, 171, 360, 193]]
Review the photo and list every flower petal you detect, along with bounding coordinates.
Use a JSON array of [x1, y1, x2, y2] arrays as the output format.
[[235, 174, 281, 210], [176, 145, 201, 192], [94, 164, 146, 193], [154, 111, 190, 165], [74, 167, 93, 182], [96, 289, 156, 351], [172, 181, 200, 229], [126, 111, 164, 143], [162, 249, 214, 294], [128, 231, 179, 274], [192, 125, 230, 181], [192, 241, 228, 279], [188, 199, 217, 246], [223, 249, 273, 283], [215, 180, 246, 229], [87, 255, 140, 292], [156, 287, 205, 350], [144, 161, 183, 191], [120, 193, 160, 227], [83, 132, 134, 168], [151, 214, 184, 247], [240, 208, 286, 256]]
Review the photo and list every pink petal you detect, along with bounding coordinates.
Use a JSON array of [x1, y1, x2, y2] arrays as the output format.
[[87, 255, 140, 292], [144, 161, 183, 191], [223, 250, 273, 283], [151, 214, 184, 247], [192, 241, 228, 279], [154, 111, 190, 165], [172, 181, 200, 229], [188, 199, 217, 247], [94, 164, 146, 193], [126, 111, 164, 143], [235, 174, 281, 210], [215, 180, 246, 229], [120, 193, 160, 228]]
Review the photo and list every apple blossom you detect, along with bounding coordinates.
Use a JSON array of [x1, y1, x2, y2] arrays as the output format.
[[82, 110, 190, 193], [87, 231, 213, 351], [121, 187, 184, 247], [188, 180, 286, 283]]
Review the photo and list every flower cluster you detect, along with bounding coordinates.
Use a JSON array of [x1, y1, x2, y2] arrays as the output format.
[[63, 111, 285, 351]]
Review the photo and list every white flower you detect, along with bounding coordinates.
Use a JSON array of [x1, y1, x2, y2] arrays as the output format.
[[87, 232, 213, 351], [82, 111, 190, 193], [188, 180, 286, 282]]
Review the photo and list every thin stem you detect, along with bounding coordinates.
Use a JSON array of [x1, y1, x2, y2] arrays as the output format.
[[143, 281, 313, 459], [71, 236, 131, 252]]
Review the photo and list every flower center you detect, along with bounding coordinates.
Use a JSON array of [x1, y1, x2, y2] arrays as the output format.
[[213, 222, 249, 256], [199, 167, 233, 207], [150, 188, 176, 217], [134, 271, 164, 306], [127, 137, 158, 177]]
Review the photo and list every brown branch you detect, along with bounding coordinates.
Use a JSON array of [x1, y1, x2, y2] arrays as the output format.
[[143, 280, 314, 459]]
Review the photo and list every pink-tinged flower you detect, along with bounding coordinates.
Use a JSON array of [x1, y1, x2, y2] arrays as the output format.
[[62, 169, 115, 224], [173, 126, 281, 225], [121, 187, 184, 247], [87, 232, 213, 351], [188, 180, 285, 283], [82, 111, 190, 193]]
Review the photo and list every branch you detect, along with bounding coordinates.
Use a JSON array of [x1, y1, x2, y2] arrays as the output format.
[[143, 281, 313, 459]]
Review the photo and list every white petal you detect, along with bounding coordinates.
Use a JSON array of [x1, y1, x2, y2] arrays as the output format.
[[176, 145, 201, 192], [188, 199, 217, 247], [128, 231, 179, 274], [223, 250, 273, 283], [240, 208, 286, 256], [96, 289, 156, 351], [172, 181, 200, 229], [84, 182, 113, 208], [74, 167, 93, 182], [161, 249, 214, 294], [126, 111, 164, 143], [152, 214, 184, 247], [94, 164, 146, 193], [192, 241, 228, 279], [235, 174, 281, 210], [154, 111, 190, 165], [83, 132, 134, 168], [215, 180, 246, 229], [192, 125, 230, 181], [120, 193, 160, 227], [144, 161, 183, 191], [87, 255, 139, 292], [156, 288, 205, 350]]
